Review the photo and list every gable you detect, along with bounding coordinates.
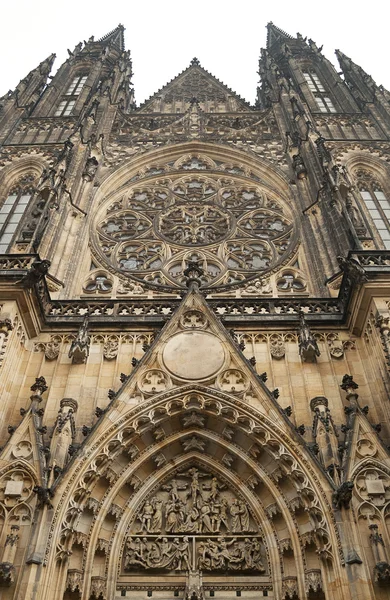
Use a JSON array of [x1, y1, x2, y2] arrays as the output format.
[[138, 61, 251, 114]]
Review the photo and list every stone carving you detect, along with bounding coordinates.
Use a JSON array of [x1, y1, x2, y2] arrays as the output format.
[[329, 340, 344, 359], [182, 437, 206, 452], [0, 470, 34, 507], [182, 412, 205, 428], [242, 278, 272, 295], [132, 469, 256, 540], [180, 310, 208, 330], [197, 537, 265, 571], [117, 279, 145, 295], [139, 369, 170, 394], [0, 562, 16, 586], [298, 312, 320, 362], [50, 398, 77, 469], [270, 340, 285, 359], [305, 569, 322, 594], [370, 524, 390, 582], [83, 272, 113, 294], [217, 369, 249, 393], [90, 576, 107, 599], [159, 204, 231, 245], [94, 174, 296, 291], [68, 317, 90, 364], [124, 536, 264, 572], [44, 341, 60, 361], [66, 569, 83, 593], [103, 339, 119, 360], [11, 440, 33, 459], [332, 481, 354, 509], [355, 469, 390, 506], [277, 270, 306, 292], [282, 576, 298, 599]]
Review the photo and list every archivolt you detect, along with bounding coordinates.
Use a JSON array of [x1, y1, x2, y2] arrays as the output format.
[[45, 386, 342, 599]]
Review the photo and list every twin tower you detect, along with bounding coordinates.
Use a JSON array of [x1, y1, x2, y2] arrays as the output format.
[[0, 22, 390, 600]]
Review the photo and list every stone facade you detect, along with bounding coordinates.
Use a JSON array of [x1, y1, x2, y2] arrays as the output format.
[[0, 21, 390, 600]]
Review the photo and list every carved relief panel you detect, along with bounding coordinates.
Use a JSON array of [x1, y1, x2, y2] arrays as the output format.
[[123, 467, 266, 574]]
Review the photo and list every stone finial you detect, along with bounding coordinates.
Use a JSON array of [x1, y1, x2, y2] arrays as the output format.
[[30, 376, 48, 402], [183, 260, 204, 289]]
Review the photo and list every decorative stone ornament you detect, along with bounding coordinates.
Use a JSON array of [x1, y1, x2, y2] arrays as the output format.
[[162, 331, 225, 380], [68, 316, 90, 364], [298, 311, 320, 362]]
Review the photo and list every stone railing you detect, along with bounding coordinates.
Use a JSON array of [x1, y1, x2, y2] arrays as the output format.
[[0, 251, 389, 326]]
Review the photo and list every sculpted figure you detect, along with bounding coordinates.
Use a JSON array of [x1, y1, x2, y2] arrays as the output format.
[[138, 500, 154, 533], [183, 505, 200, 533], [219, 497, 230, 531], [174, 536, 191, 571], [239, 501, 251, 532], [250, 539, 265, 571], [150, 497, 163, 533], [230, 499, 242, 532], [218, 537, 236, 568], [200, 503, 213, 533]]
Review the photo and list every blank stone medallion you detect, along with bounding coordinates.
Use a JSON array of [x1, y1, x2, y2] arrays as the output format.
[[163, 331, 225, 380]]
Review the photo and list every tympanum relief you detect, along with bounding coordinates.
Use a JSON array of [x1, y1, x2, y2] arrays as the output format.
[[124, 467, 265, 573]]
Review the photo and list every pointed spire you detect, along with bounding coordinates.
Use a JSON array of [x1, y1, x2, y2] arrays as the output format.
[[97, 24, 125, 51], [266, 22, 293, 48], [1, 53, 56, 106], [335, 49, 383, 106]]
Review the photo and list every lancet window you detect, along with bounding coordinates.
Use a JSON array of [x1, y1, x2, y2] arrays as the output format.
[[354, 169, 390, 249], [0, 177, 34, 253], [54, 74, 88, 117], [303, 70, 336, 113]]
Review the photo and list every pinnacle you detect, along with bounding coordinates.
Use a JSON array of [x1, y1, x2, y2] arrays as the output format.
[[97, 24, 126, 50]]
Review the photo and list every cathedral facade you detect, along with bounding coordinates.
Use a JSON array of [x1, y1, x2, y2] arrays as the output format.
[[1, 21, 390, 600]]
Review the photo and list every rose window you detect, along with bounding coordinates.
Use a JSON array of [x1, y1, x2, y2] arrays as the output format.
[[159, 204, 231, 245], [92, 170, 297, 291]]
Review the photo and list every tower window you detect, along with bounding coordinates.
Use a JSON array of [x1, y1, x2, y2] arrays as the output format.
[[360, 186, 390, 249], [65, 75, 88, 96], [0, 189, 32, 253], [55, 74, 87, 116], [303, 71, 336, 113], [55, 99, 76, 116]]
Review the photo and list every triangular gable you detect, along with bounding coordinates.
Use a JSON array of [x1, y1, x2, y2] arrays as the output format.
[[79, 285, 309, 450], [344, 408, 390, 480], [138, 59, 251, 113]]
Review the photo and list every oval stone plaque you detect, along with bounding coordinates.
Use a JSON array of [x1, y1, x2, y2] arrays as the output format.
[[162, 331, 225, 380]]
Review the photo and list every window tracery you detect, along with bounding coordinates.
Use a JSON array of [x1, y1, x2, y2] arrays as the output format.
[[303, 70, 336, 113], [0, 174, 35, 254], [355, 169, 390, 249], [54, 74, 87, 117], [92, 160, 297, 291]]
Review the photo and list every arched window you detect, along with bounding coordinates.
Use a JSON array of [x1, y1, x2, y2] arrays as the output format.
[[303, 70, 336, 113], [0, 176, 34, 253], [54, 74, 88, 117], [356, 170, 390, 249]]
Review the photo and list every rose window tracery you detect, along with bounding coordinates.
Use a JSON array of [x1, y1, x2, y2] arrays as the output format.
[[92, 166, 297, 290]]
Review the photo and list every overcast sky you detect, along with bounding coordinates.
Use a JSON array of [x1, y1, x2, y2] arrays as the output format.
[[0, 1, 388, 106]]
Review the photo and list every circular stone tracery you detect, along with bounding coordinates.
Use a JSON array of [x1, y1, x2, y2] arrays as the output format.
[[158, 203, 231, 246], [92, 164, 297, 291]]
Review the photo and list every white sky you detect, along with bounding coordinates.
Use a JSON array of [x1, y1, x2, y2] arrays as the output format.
[[0, 0, 388, 107]]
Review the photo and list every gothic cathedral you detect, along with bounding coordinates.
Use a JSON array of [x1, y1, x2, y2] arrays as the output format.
[[0, 21, 390, 600]]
